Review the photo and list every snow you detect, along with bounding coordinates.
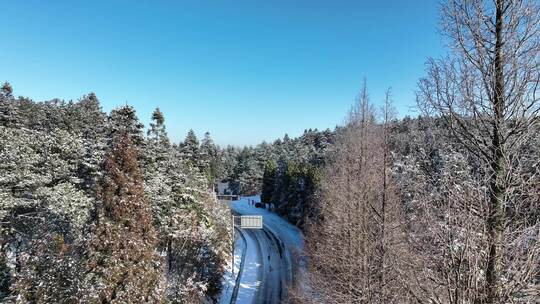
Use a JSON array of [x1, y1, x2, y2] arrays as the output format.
[[218, 229, 246, 304], [218, 226, 263, 304], [218, 195, 305, 304], [234, 230, 262, 303], [231, 196, 304, 253]]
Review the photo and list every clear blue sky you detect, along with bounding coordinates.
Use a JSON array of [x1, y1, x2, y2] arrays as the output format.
[[1, 0, 443, 146]]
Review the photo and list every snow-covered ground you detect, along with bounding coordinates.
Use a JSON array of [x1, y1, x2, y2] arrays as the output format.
[[217, 195, 305, 304], [232, 229, 263, 303], [218, 228, 246, 304], [231, 196, 303, 251]]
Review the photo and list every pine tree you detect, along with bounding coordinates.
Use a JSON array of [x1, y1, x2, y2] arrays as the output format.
[[107, 105, 145, 147], [67, 93, 107, 138], [70, 93, 108, 191], [261, 160, 277, 204], [80, 134, 163, 303], [0, 81, 19, 127], [218, 145, 240, 182], [199, 131, 219, 183], [283, 133, 290, 144], [145, 107, 171, 175], [1, 82, 13, 97], [180, 129, 200, 166], [0, 91, 232, 303], [147, 107, 169, 148], [230, 147, 262, 195]]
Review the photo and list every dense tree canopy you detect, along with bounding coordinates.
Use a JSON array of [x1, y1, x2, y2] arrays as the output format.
[[0, 86, 230, 303]]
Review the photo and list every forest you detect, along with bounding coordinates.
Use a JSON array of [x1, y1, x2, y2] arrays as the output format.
[[0, 88, 231, 303], [1, 0, 539, 303]]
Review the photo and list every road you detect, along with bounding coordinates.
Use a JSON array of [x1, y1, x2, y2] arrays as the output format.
[[219, 196, 304, 304]]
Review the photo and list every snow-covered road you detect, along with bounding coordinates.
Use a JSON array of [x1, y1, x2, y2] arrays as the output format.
[[218, 196, 305, 304]]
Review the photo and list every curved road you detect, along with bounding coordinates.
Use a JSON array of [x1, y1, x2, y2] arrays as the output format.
[[226, 197, 304, 304]]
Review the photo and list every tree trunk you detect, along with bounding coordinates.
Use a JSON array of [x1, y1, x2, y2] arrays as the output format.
[[486, 0, 506, 302], [380, 104, 389, 292]]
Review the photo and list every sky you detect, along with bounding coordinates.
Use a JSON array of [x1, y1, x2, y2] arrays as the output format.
[[1, 0, 444, 146]]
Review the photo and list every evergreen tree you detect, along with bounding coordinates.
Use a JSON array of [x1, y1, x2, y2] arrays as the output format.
[[218, 145, 240, 182], [199, 131, 219, 182], [0, 86, 19, 127], [1, 82, 13, 97], [0, 90, 231, 303], [283, 133, 290, 143], [147, 107, 169, 148], [107, 105, 145, 147], [66, 93, 107, 137], [180, 129, 200, 166], [261, 160, 277, 204], [231, 147, 261, 195], [70, 93, 108, 191], [145, 108, 171, 173], [80, 134, 162, 303]]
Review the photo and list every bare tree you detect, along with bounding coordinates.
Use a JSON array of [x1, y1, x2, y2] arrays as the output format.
[[300, 84, 414, 303], [417, 0, 540, 302]]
